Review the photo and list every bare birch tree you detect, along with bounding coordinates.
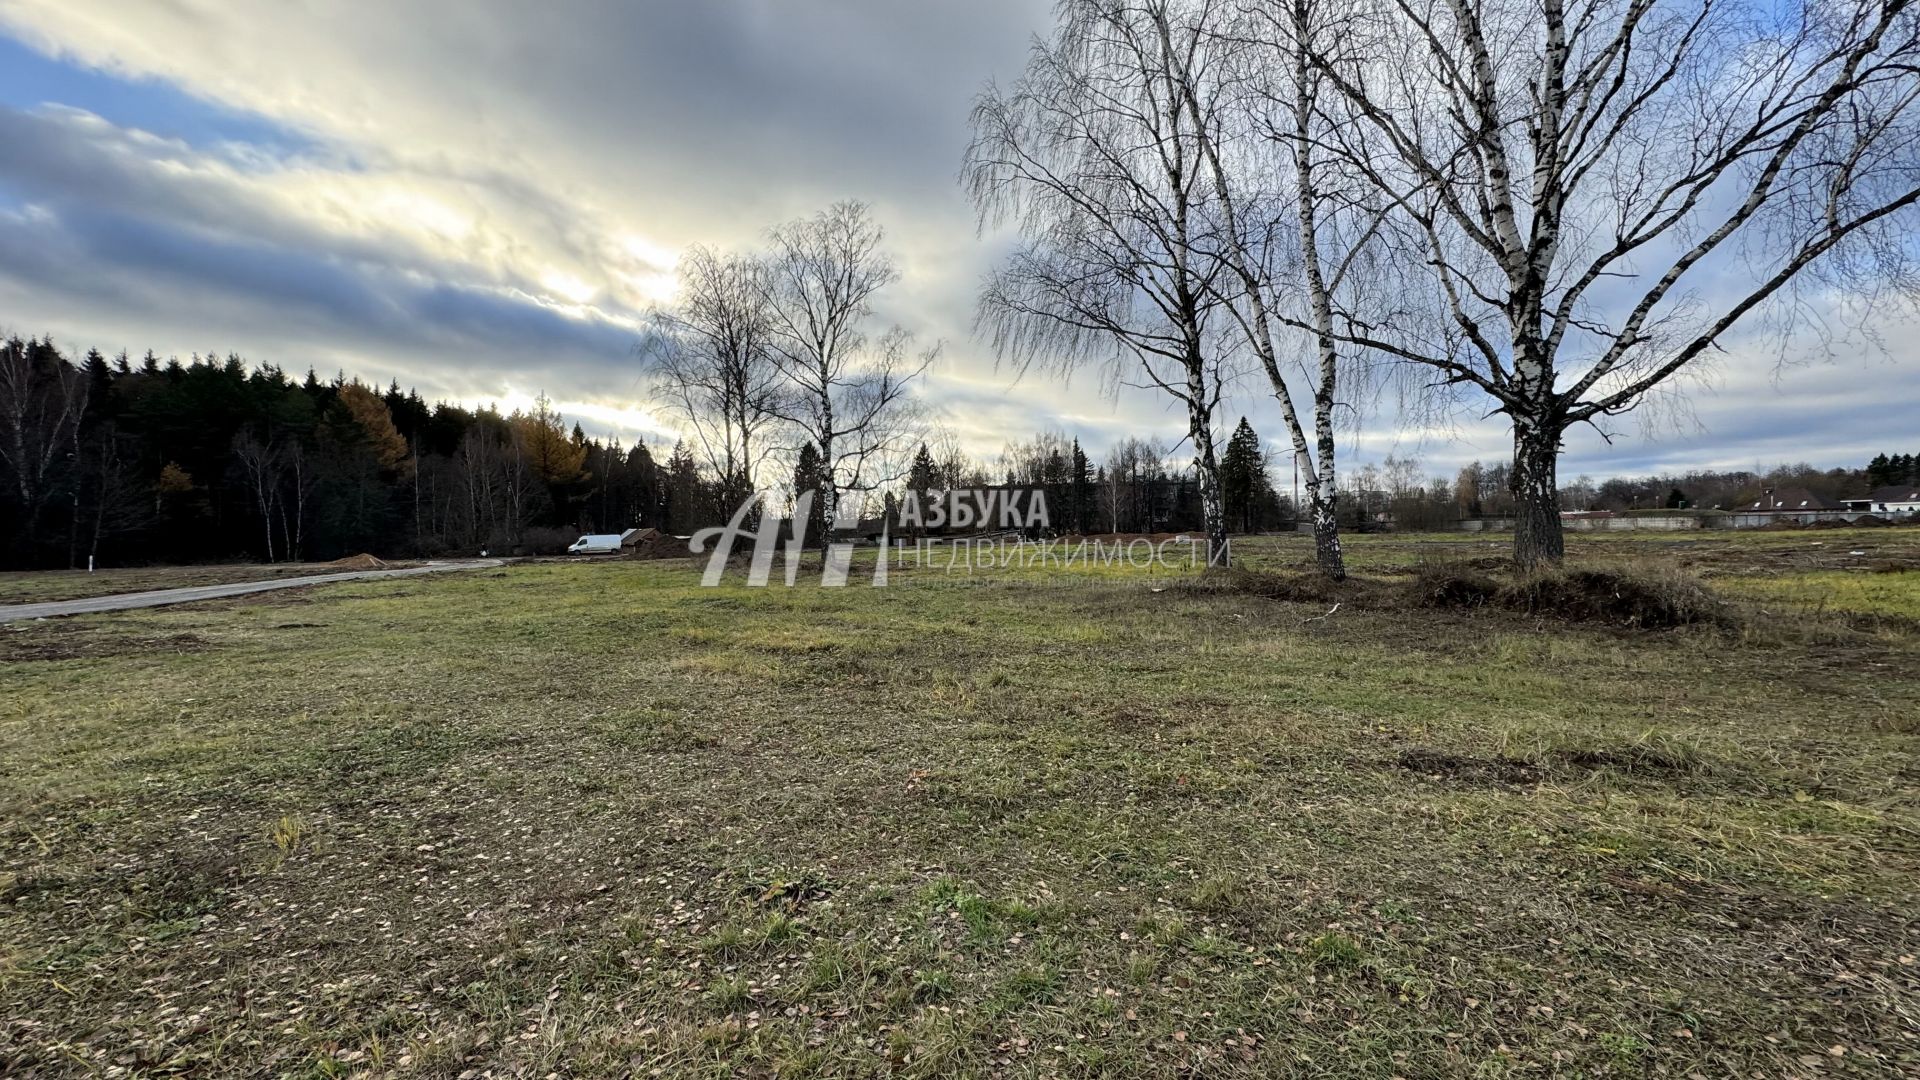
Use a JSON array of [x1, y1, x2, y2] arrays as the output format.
[[762, 202, 934, 537], [1173, 0, 1397, 578], [1275, 0, 1920, 565], [233, 429, 286, 562], [283, 440, 312, 559], [966, 0, 1236, 565], [645, 245, 785, 511], [0, 336, 88, 553]]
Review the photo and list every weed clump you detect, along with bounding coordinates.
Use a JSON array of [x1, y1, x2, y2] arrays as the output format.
[[1408, 564, 1503, 609], [1413, 561, 1726, 629]]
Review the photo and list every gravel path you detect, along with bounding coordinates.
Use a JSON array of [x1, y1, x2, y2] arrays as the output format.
[[0, 560, 503, 623]]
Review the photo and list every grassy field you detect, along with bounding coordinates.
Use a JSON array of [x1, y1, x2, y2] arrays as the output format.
[[2, 530, 1917, 1077]]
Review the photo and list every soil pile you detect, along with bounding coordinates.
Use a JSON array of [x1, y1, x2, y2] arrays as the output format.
[[324, 553, 390, 571]]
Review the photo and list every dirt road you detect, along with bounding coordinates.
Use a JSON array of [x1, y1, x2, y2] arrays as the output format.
[[0, 560, 502, 623]]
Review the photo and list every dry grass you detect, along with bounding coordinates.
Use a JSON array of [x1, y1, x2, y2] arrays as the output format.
[[0, 533, 1917, 1077]]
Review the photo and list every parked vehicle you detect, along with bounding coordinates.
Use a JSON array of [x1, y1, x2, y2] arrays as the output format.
[[566, 534, 624, 555]]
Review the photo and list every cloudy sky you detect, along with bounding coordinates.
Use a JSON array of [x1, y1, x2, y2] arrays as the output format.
[[0, 0, 1912, 483]]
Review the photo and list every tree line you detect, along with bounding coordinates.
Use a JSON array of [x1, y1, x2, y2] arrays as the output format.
[[0, 326, 1300, 569], [955, 421, 1288, 537], [1866, 454, 1920, 489], [6, 323, 1903, 571], [1355, 456, 1902, 529], [0, 337, 742, 569]]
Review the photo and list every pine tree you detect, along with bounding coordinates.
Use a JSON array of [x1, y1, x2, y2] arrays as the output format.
[[791, 442, 829, 546], [1218, 418, 1265, 534], [1868, 453, 1893, 486], [628, 441, 662, 527], [664, 441, 707, 534], [905, 443, 939, 536], [82, 349, 115, 422], [1069, 439, 1094, 534]]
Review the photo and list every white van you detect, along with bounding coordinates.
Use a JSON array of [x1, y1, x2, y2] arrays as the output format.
[[566, 534, 624, 555]]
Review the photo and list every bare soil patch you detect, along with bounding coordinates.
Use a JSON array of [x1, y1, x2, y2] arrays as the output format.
[[0, 623, 210, 662]]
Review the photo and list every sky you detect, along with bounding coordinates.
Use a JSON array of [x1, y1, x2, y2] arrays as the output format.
[[0, 0, 1913, 485]]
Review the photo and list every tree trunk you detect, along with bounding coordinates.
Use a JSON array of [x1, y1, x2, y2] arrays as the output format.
[[817, 375, 836, 552], [1308, 487, 1345, 581], [68, 476, 82, 569], [1511, 420, 1564, 568], [260, 488, 275, 563], [1184, 375, 1230, 569]]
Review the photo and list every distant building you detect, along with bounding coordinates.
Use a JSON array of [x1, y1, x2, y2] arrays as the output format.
[[1843, 486, 1920, 516], [1740, 488, 1847, 513]]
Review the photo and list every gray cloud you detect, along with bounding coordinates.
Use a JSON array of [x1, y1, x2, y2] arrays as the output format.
[[0, 0, 1913, 479]]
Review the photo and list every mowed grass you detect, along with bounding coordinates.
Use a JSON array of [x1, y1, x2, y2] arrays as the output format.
[[2, 533, 1918, 1077]]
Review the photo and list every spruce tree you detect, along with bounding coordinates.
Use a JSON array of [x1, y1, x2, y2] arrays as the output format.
[[905, 443, 939, 536], [1219, 418, 1264, 534], [791, 442, 830, 546], [1069, 439, 1094, 534], [1868, 453, 1893, 487]]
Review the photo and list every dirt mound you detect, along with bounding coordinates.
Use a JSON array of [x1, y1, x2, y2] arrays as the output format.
[[1410, 567, 1502, 609], [324, 553, 390, 571], [1413, 563, 1726, 629], [1507, 569, 1723, 628], [1848, 514, 1892, 527]]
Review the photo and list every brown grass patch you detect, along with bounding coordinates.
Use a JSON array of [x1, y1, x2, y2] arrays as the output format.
[[0, 625, 211, 662], [1172, 568, 1386, 606]]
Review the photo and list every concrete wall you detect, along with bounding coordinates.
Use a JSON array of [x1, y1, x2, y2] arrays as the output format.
[[1456, 511, 1896, 532], [1454, 516, 1700, 532], [1721, 511, 1860, 528]]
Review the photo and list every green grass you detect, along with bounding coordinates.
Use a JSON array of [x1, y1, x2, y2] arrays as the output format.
[[1714, 569, 1920, 620], [2, 532, 1918, 1076]]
